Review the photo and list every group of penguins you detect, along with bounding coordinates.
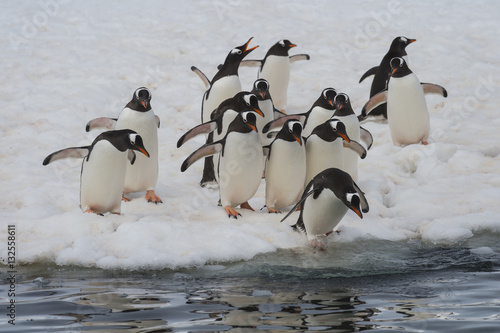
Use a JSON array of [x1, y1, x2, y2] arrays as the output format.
[[43, 36, 447, 248]]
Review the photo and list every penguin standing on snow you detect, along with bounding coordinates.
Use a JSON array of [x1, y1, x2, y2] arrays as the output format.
[[262, 87, 338, 137], [43, 130, 149, 215], [281, 168, 369, 249], [358, 36, 416, 121], [264, 120, 306, 213], [180, 111, 265, 218], [333, 93, 373, 181], [362, 57, 447, 146], [305, 119, 366, 186], [192, 37, 258, 124], [241, 39, 310, 113], [86, 87, 162, 203]]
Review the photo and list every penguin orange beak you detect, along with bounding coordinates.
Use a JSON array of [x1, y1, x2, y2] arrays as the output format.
[[141, 100, 148, 108], [391, 68, 398, 75], [253, 108, 264, 117], [139, 148, 150, 157], [294, 135, 302, 146], [328, 100, 334, 107], [243, 37, 258, 53], [290, 43, 297, 48], [409, 39, 416, 43], [351, 206, 363, 219], [248, 124, 258, 132], [339, 133, 350, 143]]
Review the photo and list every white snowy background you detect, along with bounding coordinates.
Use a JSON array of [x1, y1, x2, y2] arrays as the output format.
[[1, 0, 499, 269]]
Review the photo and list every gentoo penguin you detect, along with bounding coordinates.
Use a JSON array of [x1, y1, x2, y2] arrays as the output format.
[[362, 57, 448, 146], [262, 87, 337, 137], [281, 168, 368, 248], [250, 79, 286, 144], [305, 119, 366, 186], [358, 36, 416, 121], [180, 91, 263, 187], [333, 93, 373, 181], [180, 111, 265, 218], [264, 120, 306, 213], [241, 39, 310, 113], [86, 87, 162, 203], [193, 37, 258, 124], [43, 130, 149, 215]]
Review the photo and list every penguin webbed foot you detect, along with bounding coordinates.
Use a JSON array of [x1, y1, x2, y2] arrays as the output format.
[[310, 236, 328, 250], [85, 209, 104, 216], [145, 190, 163, 204], [122, 195, 131, 202], [267, 207, 282, 214], [225, 206, 242, 219]]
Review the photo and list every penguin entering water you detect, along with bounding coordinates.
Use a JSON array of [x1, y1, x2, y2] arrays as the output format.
[[358, 36, 416, 121], [362, 57, 448, 146], [192, 37, 258, 124], [281, 168, 369, 249], [86, 87, 162, 204], [241, 39, 310, 113], [43, 130, 149, 215], [264, 120, 306, 213], [180, 111, 265, 218]]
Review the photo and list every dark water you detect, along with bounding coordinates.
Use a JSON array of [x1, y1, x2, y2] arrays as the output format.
[[2, 233, 500, 332]]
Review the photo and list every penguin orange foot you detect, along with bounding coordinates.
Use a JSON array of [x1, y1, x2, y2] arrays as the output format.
[[122, 195, 131, 202], [145, 190, 162, 204], [85, 209, 104, 216], [268, 207, 282, 214], [225, 206, 241, 219]]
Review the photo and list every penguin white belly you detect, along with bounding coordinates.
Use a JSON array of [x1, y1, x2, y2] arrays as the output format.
[[115, 108, 158, 193], [305, 137, 344, 185], [202, 76, 241, 123], [302, 188, 348, 240], [80, 141, 127, 214], [265, 141, 306, 209], [387, 75, 430, 146], [302, 108, 334, 137], [256, 99, 275, 145], [336, 114, 361, 181], [259, 56, 290, 111], [219, 132, 264, 207]]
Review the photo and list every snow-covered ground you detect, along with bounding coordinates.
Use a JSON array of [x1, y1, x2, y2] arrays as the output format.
[[1, 0, 499, 269]]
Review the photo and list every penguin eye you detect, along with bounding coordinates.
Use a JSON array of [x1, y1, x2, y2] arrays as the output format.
[[243, 94, 253, 106], [231, 48, 242, 55], [322, 88, 336, 99], [330, 120, 339, 131], [400, 37, 407, 43], [129, 133, 138, 145], [346, 193, 358, 205], [279, 40, 285, 47]]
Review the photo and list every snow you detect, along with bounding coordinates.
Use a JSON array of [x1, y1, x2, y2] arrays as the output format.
[[1, 0, 499, 270]]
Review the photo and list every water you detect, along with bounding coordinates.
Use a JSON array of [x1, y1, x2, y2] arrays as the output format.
[[2, 233, 500, 332]]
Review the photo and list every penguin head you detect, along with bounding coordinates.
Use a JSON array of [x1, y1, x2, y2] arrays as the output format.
[[390, 36, 416, 55], [240, 111, 258, 133], [281, 120, 303, 145], [389, 57, 412, 77], [269, 39, 297, 56], [345, 192, 363, 219], [333, 93, 353, 113], [229, 37, 258, 60], [127, 132, 150, 157], [328, 119, 350, 142], [321, 88, 337, 108], [252, 79, 271, 100], [131, 87, 152, 111], [241, 93, 264, 117]]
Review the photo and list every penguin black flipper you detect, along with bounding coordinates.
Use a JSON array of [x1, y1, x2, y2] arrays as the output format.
[[43, 146, 90, 165], [85, 117, 117, 132], [343, 140, 367, 159], [421, 83, 448, 98], [191, 66, 211, 89], [280, 185, 319, 223], [181, 140, 224, 172], [239, 59, 264, 67], [177, 118, 220, 148], [360, 127, 374, 150], [128, 150, 137, 165], [359, 66, 379, 83], [262, 114, 307, 133], [273, 109, 287, 119], [361, 90, 388, 117], [289, 54, 310, 63]]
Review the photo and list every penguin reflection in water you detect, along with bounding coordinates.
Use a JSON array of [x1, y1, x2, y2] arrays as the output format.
[[281, 168, 369, 249], [43, 130, 149, 215], [179, 111, 265, 218]]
